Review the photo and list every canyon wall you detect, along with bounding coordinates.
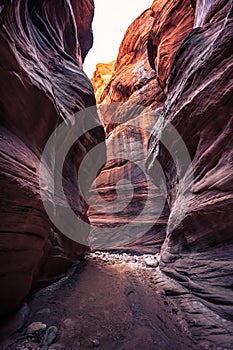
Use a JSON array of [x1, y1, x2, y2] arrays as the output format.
[[91, 0, 233, 346], [89, 3, 194, 251], [0, 0, 105, 318], [88, 9, 169, 252], [147, 0, 233, 322]]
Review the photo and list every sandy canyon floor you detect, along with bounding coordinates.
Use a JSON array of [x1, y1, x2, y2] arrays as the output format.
[[2, 253, 201, 350]]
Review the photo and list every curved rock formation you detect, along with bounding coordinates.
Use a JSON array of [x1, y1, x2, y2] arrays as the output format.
[[146, 0, 233, 347], [89, 1, 195, 252], [88, 8, 168, 253], [91, 61, 115, 103], [148, 0, 194, 91], [147, 0, 233, 321], [0, 0, 105, 318]]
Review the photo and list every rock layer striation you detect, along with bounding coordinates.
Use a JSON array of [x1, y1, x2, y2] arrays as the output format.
[[147, 0, 233, 323], [0, 0, 105, 318], [88, 8, 168, 253]]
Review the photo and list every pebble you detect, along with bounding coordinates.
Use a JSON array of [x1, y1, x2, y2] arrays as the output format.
[[42, 326, 58, 346], [145, 257, 158, 268], [94, 251, 102, 255], [36, 308, 51, 315], [91, 339, 100, 347], [90, 252, 160, 270], [27, 321, 47, 335], [18, 342, 40, 350], [63, 318, 75, 328]]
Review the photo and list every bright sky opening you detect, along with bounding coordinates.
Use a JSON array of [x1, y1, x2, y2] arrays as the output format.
[[83, 0, 152, 78]]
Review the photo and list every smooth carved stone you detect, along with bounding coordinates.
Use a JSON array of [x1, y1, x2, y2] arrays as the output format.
[[0, 0, 105, 318], [147, 0, 233, 329], [71, 0, 95, 61], [88, 8, 168, 253], [27, 321, 47, 336], [148, 0, 194, 91], [42, 326, 58, 347], [99, 9, 159, 112]]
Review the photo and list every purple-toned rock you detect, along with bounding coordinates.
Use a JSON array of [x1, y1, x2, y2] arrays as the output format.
[[147, 0, 233, 329], [88, 8, 168, 253], [0, 0, 105, 318]]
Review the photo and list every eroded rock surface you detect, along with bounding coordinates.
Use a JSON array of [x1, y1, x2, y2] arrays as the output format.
[[88, 8, 168, 253], [148, 0, 194, 91], [0, 0, 105, 318], [147, 0, 233, 323], [88, 0, 195, 253], [91, 61, 115, 103], [146, 0, 233, 346]]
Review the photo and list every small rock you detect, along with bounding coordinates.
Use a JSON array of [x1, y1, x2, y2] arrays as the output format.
[[94, 251, 102, 255], [91, 339, 100, 347], [18, 341, 41, 350], [27, 322, 47, 335], [84, 254, 90, 261], [145, 258, 158, 268], [36, 308, 51, 315], [42, 326, 58, 346], [63, 318, 75, 328]]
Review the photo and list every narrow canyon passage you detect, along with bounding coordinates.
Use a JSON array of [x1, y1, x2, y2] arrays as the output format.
[[5, 256, 198, 350], [0, 0, 232, 349]]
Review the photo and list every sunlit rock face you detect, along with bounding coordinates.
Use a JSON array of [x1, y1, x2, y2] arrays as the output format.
[[88, 9, 169, 252], [147, 0, 233, 339], [91, 61, 115, 103], [0, 0, 105, 317], [99, 9, 165, 118], [148, 0, 194, 91], [88, 2, 196, 252]]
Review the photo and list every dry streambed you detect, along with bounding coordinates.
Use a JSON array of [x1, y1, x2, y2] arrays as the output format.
[[3, 253, 199, 350]]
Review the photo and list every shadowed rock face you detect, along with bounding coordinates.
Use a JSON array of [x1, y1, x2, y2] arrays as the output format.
[[0, 0, 105, 317], [146, 0, 233, 344]]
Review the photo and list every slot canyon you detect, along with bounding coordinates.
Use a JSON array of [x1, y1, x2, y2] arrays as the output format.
[[0, 0, 232, 349]]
